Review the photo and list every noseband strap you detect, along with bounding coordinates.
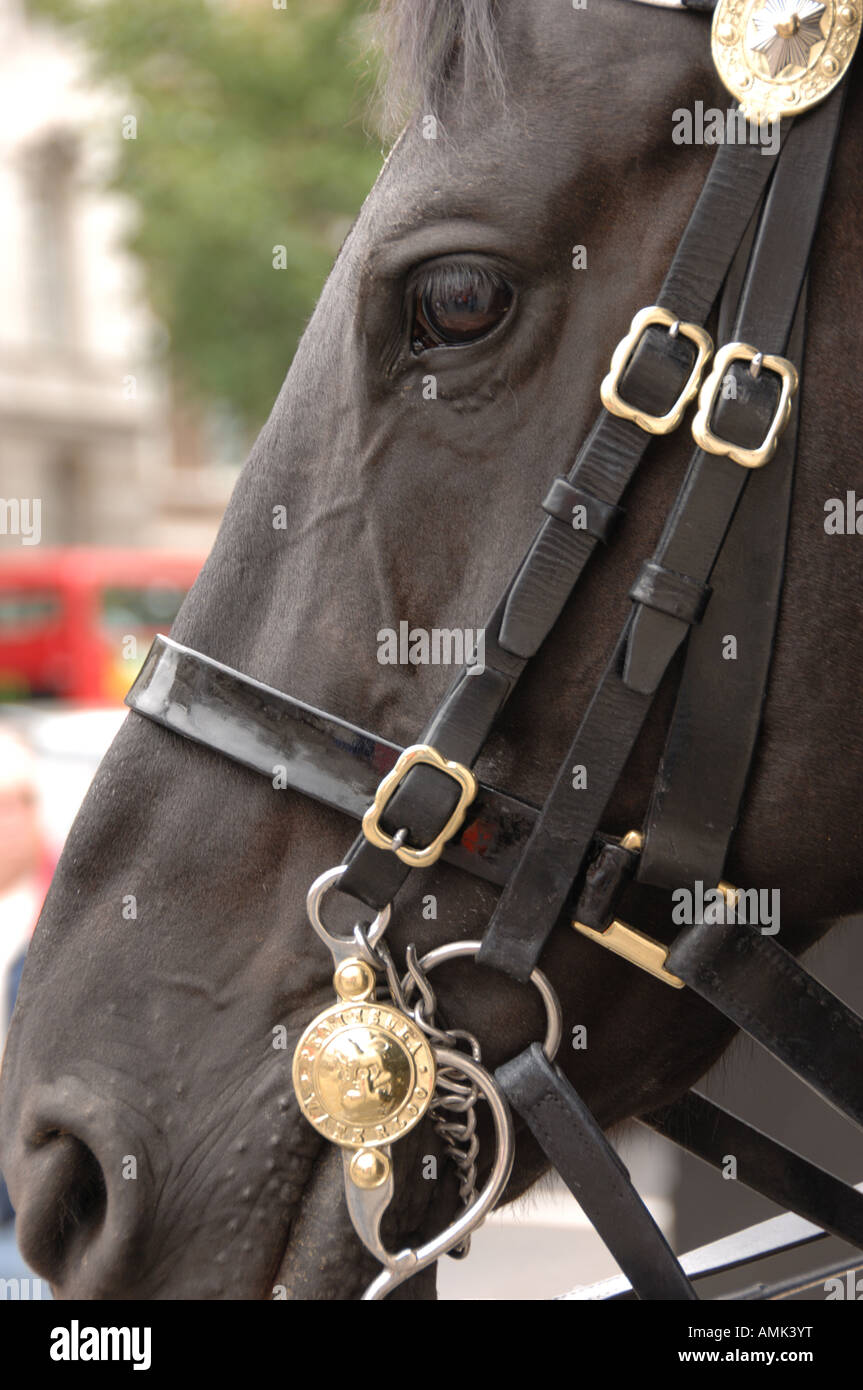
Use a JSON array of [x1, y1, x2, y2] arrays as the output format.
[[125, 633, 540, 889]]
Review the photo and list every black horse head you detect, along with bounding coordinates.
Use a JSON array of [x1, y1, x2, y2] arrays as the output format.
[[1, 0, 861, 1299]]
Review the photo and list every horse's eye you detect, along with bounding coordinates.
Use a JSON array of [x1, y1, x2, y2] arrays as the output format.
[[412, 263, 513, 352]]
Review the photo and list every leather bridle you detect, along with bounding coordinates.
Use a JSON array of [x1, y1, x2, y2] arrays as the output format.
[[126, 0, 863, 1299]]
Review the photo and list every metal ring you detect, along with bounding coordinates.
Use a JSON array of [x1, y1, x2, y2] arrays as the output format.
[[401, 939, 562, 1061], [306, 865, 391, 955]]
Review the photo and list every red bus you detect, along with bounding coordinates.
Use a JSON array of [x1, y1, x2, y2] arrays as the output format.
[[0, 549, 203, 703]]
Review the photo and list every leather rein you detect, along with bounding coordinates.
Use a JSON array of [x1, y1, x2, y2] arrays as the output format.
[[126, 1, 863, 1299]]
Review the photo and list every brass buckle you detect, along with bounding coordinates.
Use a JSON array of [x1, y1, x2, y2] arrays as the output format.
[[692, 341, 799, 469], [572, 833, 742, 990], [600, 305, 714, 436], [361, 743, 478, 868]]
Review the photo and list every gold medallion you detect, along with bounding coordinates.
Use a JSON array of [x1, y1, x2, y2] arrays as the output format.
[[292, 1002, 435, 1149], [712, 0, 861, 121]]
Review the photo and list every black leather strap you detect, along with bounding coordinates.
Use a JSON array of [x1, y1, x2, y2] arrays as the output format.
[[125, 634, 542, 889], [642, 1090, 863, 1248], [337, 609, 525, 909], [638, 288, 805, 889], [478, 88, 846, 980], [666, 919, 863, 1130], [621, 91, 844, 696], [497, 129, 786, 659], [478, 619, 656, 979], [628, 82, 844, 696], [127, 638, 664, 908], [497, 1043, 698, 1300]]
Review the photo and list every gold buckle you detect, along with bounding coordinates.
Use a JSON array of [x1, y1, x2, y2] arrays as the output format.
[[361, 744, 478, 868], [692, 342, 798, 469], [600, 305, 714, 436]]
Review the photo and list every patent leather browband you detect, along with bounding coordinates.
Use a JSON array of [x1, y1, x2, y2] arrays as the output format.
[[126, 633, 539, 889], [126, 636, 684, 979]]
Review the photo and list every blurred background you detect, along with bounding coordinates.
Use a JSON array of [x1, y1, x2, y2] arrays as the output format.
[[0, 0, 859, 1302]]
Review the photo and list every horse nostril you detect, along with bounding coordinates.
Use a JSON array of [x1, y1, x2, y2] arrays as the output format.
[[16, 1130, 108, 1286]]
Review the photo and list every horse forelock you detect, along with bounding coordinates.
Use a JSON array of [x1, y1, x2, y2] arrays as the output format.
[[373, 0, 505, 136], [372, 0, 693, 137]]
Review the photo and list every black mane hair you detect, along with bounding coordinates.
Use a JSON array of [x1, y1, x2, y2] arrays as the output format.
[[374, 0, 505, 135]]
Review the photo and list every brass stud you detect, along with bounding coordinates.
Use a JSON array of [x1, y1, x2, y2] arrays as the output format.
[[822, 55, 840, 75], [838, 4, 856, 24], [718, 881, 740, 910], [717, 21, 735, 42], [349, 1148, 391, 1190], [333, 958, 376, 1002]]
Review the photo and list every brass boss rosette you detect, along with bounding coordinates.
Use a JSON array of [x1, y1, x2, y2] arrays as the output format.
[[712, 0, 861, 121], [292, 953, 436, 1190]]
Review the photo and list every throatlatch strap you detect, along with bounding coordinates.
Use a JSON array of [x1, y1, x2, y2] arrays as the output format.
[[497, 1044, 697, 1300], [478, 86, 846, 980], [666, 920, 863, 1131], [641, 1091, 863, 1248], [335, 132, 785, 913]]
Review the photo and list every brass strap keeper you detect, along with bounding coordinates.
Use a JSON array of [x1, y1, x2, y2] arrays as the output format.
[[572, 916, 686, 989]]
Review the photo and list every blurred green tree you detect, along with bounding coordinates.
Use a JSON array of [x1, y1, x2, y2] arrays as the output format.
[[28, 0, 384, 433]]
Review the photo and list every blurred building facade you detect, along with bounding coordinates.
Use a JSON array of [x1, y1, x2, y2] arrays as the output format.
[[0, 0, 237, 553]]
